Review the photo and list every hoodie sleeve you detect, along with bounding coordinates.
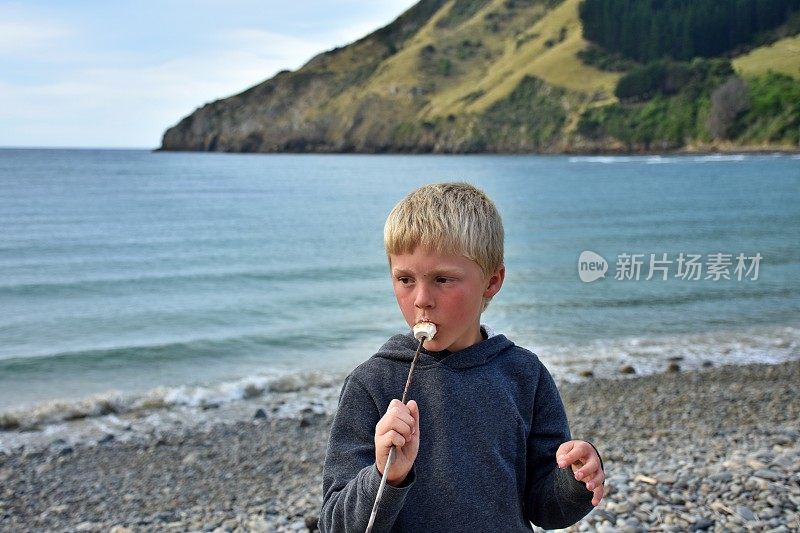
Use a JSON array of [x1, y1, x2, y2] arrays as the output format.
[[319, 373, 416, 533], [523, 364, 594, 529]]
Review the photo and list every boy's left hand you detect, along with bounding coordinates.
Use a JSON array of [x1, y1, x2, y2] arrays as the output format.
[[556, 440, 605, 506]]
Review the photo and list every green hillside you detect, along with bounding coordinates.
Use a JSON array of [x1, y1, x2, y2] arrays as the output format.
[[160, 0, 800, 153], [734, 34, 800, 79]]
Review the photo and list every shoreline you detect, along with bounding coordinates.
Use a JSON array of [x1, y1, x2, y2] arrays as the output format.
[[1, 359, 797, 532], [5, 145, 799, 156], [4, 322, 798, 436], [152, 145, 800, 156]]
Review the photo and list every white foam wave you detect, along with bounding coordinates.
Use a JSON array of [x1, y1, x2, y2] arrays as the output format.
[[568, 153, 763, 165], [0, 369, 342, 433], [569, 156, 639, 164], [691, 154, 747, 163], [645, 156, 674, 164], [2, 324, 797, 455], [528, 324, 800, 382]]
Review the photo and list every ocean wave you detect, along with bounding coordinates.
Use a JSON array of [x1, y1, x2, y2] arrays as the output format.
[[644, 156, 674, 164], [691, 154, 747, 163], [568, 156, 640, 164], [508, 286, 800, 311], [568, 154, 757, 164], [1, 324, 797, 456], [0, 324, 375, 366], [0, 262, 385, 295], [530, 324, 800, 382], [0, 369, 343, 432]]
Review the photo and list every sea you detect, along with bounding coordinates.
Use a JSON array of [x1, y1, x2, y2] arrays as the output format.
[[1, 149, 798, 451]]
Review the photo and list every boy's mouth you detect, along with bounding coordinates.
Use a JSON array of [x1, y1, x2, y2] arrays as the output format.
[[415, 320, 437, 330], [413, 321, 437, 341]]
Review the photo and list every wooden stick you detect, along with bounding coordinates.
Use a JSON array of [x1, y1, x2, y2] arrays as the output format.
[[365, 336, 425, 533]]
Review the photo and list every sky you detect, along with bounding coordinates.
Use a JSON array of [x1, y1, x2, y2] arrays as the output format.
[[0, 1, 418, 148]]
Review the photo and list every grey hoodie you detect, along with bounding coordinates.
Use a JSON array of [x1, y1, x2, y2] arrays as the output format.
[[319, 330, 595, 532]]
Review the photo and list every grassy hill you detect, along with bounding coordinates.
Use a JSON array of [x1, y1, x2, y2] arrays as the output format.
[[160, 0, 800, 153], [734, 34, 800, 79]]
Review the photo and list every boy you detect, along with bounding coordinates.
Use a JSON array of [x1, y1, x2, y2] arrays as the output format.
[[320, 183, 604, 532]]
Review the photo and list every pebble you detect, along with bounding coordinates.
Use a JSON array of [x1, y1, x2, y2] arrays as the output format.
[[765, 526, 789, 533], [691, 518, 714, 531], [305, 515, 320, 531], [710, 471, 733, 482], [655, 473, 676, 484], [182, 451, 200, 465], [246, 515, 270, 532], [754, 469, 783, 481], [593, 509, 617, 523], [736, 506, 756, 521]]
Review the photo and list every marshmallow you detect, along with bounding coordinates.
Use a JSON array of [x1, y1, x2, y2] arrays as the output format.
[[413, 322, 437, 341]]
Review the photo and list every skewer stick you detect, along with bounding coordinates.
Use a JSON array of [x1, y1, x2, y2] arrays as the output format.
[[365, 324, 434, 533]]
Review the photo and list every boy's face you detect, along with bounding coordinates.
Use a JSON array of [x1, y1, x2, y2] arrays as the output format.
[[389, 247, 504, 353]]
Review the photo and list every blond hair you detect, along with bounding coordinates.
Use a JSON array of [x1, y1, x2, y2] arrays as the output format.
[[384, 182, 504, 277]]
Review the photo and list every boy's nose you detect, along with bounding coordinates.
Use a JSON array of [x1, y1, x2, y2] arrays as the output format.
[[414, 283, 434, 309]]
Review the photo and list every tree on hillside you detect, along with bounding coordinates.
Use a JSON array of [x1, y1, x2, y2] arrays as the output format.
[[707, 77, 750, 139], [579, 0, 800, 62]]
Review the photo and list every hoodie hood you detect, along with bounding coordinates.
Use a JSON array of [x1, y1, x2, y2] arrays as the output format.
[[373, 326, 514, 370]]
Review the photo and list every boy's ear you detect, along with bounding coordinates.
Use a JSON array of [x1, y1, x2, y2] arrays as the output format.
[[483, 265, 505, 298]]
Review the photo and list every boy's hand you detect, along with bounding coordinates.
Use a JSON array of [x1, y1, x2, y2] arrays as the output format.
[[375, 399, 420, 487], [556, 440, 605, 506]]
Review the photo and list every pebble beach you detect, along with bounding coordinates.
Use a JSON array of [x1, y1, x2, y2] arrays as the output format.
[[1, 359, 798, 533]]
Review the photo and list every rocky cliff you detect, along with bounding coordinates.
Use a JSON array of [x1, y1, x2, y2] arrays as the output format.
[[160, 0, 800, 153]]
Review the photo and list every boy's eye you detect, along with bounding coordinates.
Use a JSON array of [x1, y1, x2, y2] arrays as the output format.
[[397, 277, 412, 285], [435, 276, 451, 284]]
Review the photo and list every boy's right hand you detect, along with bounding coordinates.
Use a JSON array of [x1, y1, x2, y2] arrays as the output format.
[[375, 399, 420, 487]]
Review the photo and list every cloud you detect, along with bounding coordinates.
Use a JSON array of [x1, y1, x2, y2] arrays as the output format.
[[0, 7, 73, 59], [0, 28, 337, 147], [0, 1, 418, 147]]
